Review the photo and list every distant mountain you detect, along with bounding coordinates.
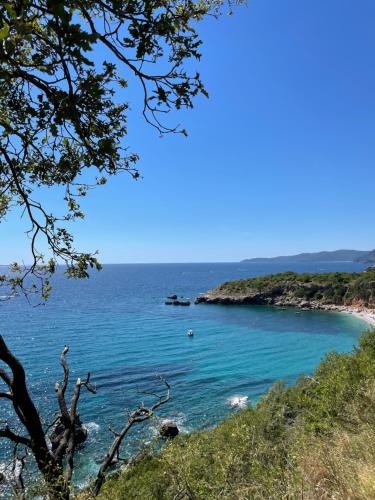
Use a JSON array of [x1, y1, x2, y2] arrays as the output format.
[[241, 249, 375, 264], [358, 250, 375, 264]]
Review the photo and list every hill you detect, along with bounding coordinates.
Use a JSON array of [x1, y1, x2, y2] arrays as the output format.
[[195, 268, 375, 310], [241, 249, 375, 263]]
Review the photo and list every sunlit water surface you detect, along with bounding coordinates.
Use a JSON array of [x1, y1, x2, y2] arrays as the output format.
[[0, 262, 369, 489]]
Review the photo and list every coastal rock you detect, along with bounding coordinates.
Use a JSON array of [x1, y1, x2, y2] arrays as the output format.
[[165, 295, 191, 306], [159, 421, 179, 439], [165, 299, 190, 306], [50, 415, 87, 451], [174, 299, 190, 306]]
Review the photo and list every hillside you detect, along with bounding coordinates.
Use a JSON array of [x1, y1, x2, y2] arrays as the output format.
[[87, 329, 375, 499], [241, 249, 375, 264], [195, 268, 375, 310]]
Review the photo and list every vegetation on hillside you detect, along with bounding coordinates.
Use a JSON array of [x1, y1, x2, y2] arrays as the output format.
[[197, 269, 375, 307], [87, 329, 375, 499]]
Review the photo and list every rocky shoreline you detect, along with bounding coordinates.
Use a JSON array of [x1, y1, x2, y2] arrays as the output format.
[[195, 273, 375, 327], [195, 293, 375, 327]]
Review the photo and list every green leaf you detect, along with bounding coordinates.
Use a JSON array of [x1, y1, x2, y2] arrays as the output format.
[[0, 22, 10, 41], [4, 3, 17, 18]]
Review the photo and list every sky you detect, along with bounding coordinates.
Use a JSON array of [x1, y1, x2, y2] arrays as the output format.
[[1, 0, 375, 263]]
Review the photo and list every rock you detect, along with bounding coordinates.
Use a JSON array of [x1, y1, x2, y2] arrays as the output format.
[[159, 421, 179, 439], [0, 472, 4, 483], [50, 415, 87, 451], [165, 295, 190, 305], [179, 300, 190, 306], [166, 299, 190, 306]]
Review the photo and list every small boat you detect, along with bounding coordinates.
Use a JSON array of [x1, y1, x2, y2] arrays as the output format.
[[187, 329, 194, 337]]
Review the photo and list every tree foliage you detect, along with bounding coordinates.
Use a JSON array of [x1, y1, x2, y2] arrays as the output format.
[[0, 0, 241, 297]]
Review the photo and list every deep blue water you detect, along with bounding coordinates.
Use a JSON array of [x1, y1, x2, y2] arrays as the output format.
[[0, 261, 370, 488]]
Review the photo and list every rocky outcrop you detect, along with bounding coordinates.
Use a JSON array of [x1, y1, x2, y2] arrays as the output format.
[[165, 297, 191, 306], [195, 270, 375, 311], [50, 415, 87, 451], [196, 293, 342, 310], [159, 421, 179, 439]]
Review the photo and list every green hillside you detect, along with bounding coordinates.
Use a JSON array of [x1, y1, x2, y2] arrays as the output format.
[[195, 268, 375, 308]]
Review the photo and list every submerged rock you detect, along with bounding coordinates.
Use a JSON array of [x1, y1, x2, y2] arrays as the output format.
[[159, 421, 179, 439], [167, 294, 178, 300]]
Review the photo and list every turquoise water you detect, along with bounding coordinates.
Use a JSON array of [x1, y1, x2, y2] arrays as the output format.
[[0, 262, 370, 488]]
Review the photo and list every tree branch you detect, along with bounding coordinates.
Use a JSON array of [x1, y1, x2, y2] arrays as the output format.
[[93, 379, 170, 496], [0, 425, 31, 447]]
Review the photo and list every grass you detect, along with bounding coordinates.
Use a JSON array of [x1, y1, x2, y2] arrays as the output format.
[[82, 329, 375, 499]]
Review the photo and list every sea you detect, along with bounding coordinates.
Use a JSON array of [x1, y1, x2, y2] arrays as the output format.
[[0, 261, 370, 490]]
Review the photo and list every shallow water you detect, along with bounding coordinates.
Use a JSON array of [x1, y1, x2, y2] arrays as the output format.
[[0, 261, 369, 488]]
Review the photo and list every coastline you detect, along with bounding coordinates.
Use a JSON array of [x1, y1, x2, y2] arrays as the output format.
[[327, 305, 375, 327], [195, 295, 375, 327]]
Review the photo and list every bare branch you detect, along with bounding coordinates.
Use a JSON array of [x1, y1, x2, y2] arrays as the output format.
[[0, 367, 12, 387], [12, 445, 28, 500], [60, 346, 70, 396], [0, 425, 30, 447], [0, 391, 13, 401], [93, 379, 170, 496]]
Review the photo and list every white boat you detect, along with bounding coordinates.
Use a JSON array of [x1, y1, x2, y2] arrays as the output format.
[[187, 329, 194, 337]]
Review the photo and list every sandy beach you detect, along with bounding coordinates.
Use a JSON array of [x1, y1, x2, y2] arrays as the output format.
[[343, 308, 375, 327], [324, 306, 375, 327]]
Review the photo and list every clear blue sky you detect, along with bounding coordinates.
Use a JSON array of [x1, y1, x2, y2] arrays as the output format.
[[2, 0, 375, 263]]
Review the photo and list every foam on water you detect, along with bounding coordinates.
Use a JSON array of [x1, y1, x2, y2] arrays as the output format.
[[83, 422, 100, 433], [227, 395, 249, 409]]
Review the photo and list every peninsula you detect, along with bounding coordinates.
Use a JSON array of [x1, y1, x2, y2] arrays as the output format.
[[241, 249, 375, 263], [196, 268, 375, 326]]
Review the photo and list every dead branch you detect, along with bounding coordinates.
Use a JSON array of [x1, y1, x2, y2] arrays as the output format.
[[12, 446, 28, 500], [51, 348, 97, 482], [93, 379, 170, 496], [0, 336, 96, 499], [0, 425, 30, 447]]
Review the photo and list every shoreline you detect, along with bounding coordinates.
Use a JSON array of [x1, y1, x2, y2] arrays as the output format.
[[326, 305, 375, 327], [196, 295, 375, 328]]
